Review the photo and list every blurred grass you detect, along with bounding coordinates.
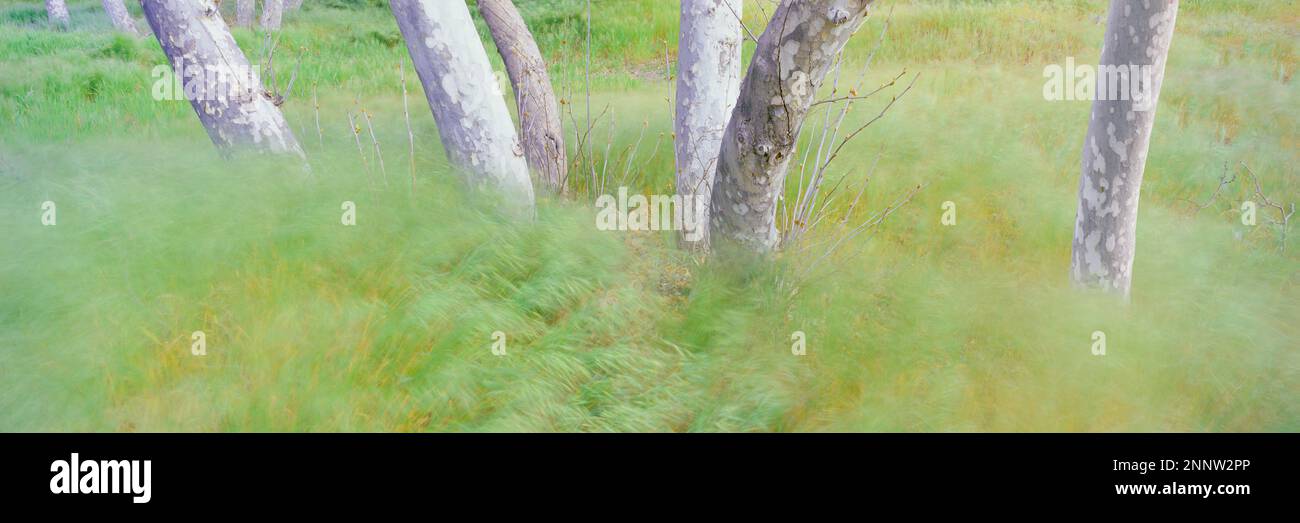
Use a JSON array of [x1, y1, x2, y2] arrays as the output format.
[[0, 0, 1295, 431]]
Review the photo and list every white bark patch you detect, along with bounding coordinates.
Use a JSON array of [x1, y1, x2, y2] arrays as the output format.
[[1105, 122, 1130, 164], [778, 40, 800, 77], [1084, 230, 1108, 277]]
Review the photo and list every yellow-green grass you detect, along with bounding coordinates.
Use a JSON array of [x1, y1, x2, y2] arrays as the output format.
[[0, 0, 1295, 431]]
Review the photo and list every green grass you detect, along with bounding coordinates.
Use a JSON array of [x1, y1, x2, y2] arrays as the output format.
[[0, 0, 1296, 431]]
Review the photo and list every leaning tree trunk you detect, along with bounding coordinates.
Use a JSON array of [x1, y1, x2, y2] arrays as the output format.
[[260, 0, 283, 30], [478, 0, 566, 194], [710, 0, 873, 252], [142, 0, 303, 157], [675, 0, 743, 250], [101, 0, 139, 35], [235, 0, 255, 28], [391, 0, 535, 215], [46, 0, 71, 28], [1070, 0, 1178, 298]]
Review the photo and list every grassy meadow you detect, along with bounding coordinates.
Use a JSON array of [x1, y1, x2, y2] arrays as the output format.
[[0, 0, 1296, 431]]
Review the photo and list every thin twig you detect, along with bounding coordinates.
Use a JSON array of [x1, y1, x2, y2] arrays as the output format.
[[809, 70, 906, 108], [1241, 162, 1296, 251], [722, 0, 759, 44], [842, 149, 883, 223], [400, 61, 416, 193], [312, 83, 323, 149], [797, 182, 928, 279], [585, 0, 593, 196], [620, 120, 649, 185], [346, 111, 370, 180], [819, 72, 919, 175], [362, 109, 387, 185]]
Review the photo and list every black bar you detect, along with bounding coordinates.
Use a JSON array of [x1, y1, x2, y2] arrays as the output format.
[[0, 433, 1289, 511]]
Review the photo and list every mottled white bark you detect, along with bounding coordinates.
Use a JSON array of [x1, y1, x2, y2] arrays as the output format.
[[235, 0, 255, 28], [391, 0, 534, 214], [260, 0, 283, 30], [710, 0, 873, 252], [142, 0, 304, 157], [102, 0, 139, 35], [46, 0, 71, 28], [675, 0, 743, 250], [1070, 0, 1178, 297], [478, 0, 566, 193]]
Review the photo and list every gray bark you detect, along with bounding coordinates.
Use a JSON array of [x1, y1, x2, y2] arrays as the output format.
[[142, 0, 304, 157], [391, 0, 534, 214], [675, 0, 743, 250], [1070, 0, 1178, 297], [260, 0, 282, 30], [102, 0, 139, 35], [478, 0, 566, 193], [710, 0, 873, 252], [46, 0, 71, 28], [236, 0, 255, 28]]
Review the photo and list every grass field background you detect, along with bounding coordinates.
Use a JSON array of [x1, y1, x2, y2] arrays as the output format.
[[0, 0, 1296, 431]]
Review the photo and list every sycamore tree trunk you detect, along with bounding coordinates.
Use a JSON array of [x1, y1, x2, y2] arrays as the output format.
[[478, 0, 566, 193], [46, 0, 71, 28], [102, 0, 139, 35], [391, 0, 535, 215], [142, 0, 304, 157], [1070, 0, 1178, 298], [710, 0, 873, 252], [675, 0, 743, 250], [260, 0, 283, 30], [236, 0, 255, 28]]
